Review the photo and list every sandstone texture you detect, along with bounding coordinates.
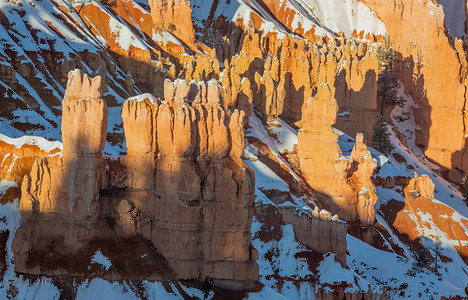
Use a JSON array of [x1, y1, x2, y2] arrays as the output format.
[[298, 84, 377, 224], [362, 0, 468, 180], [280, 206, 347, 265], [149, 0, 196, 48], [12, 70, 258, 289]]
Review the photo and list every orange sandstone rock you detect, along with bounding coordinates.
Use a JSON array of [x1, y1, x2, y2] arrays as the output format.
[[298, 85, 377, 224], [149, 0, 195, 48]]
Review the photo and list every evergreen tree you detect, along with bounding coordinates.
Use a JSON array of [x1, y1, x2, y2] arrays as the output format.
[[371, 115, 394, 154], [201, 277, 214, 299], [377, 36, 404, 114], [415, 247, 429, 270], [433, 237, 442, 277]]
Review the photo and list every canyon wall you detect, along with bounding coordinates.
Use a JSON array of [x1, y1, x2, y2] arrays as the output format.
[[223, 33, 380, 141], [149, 0, 196, 48], [362, 0, 468, 180]]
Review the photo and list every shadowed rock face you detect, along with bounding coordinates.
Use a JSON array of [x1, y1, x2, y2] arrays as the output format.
[[12, 71, 258, 289], [118, 79, 257, 286]]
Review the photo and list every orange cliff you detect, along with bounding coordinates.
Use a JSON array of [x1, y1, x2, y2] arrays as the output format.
[[225, 33, 379, 142], [362, 0, 468, 181], [297, 84, 378, 225], [149, 0, 196, 48], [12, 70, 259, 289]]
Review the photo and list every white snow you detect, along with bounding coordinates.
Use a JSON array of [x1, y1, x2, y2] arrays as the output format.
[[0, 133, 62, 152], [191, 0, 386, 38], [91, 250, 112, 271]]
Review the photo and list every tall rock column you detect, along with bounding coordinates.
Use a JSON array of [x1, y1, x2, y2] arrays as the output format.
[[121, 94, 159, 190], [13, 70, 108, 274], [350, 133, 378, 225], [298, 85, 378, 224], [19, 69, 108, 223], [61, 69, 108, 223], [298, 83, 355, 220]]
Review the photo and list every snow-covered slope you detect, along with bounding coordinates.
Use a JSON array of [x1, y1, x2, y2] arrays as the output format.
[[190, 0, 386, 37]]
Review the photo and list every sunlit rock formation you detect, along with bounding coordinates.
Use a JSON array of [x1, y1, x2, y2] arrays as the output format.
[[362, 0, 468, 181], [298, 84, 377, 224], [149, 0, 196, 48]]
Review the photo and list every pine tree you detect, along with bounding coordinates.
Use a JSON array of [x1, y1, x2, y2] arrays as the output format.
[[415, 247, 429, 270], [371, 115, 394, 154], [201, 277, 214, 299], [433, 237, 442, 277], [377, 36, 404, 114]]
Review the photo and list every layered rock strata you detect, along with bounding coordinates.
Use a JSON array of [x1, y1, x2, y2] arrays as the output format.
[[116, 79, 258, 287], [13, 70, 108, 273], [298, 84, 377, 224], [12, 71, 258, 289]]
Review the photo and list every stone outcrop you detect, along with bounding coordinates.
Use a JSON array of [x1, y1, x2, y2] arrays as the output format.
[[280, 206, 347, 265], [225, 33, 379, 141], [12, 71, 258, 289], [392, 173, 468, 262], [298, 84, 377, 224], [149, 0, 196, 48]]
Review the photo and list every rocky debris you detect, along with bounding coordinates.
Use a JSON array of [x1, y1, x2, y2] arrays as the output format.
[[12, 71, 258, 289], [298, 85, 378, 224]]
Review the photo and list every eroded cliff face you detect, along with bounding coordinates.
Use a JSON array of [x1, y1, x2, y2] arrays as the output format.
[[228, 33, 380, 141], [116, 79, 258, 286], [362, 0, 468, 180], [12, 70, 258, 288], [149, 0, 196, 48], [298, 84, 378, 224], [12, 70, 109, 274]]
